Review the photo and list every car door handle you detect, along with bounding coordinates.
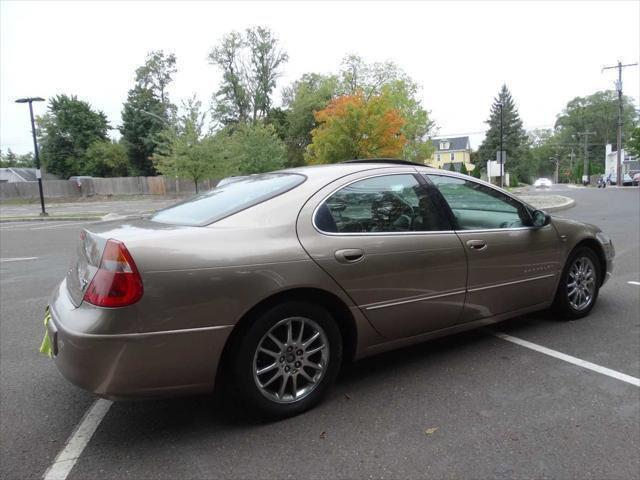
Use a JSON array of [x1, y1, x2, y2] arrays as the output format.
[[334, 248, 365, 264], [466, 239, 487, 251]]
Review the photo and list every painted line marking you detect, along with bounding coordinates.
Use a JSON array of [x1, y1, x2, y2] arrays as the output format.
[[628, 281, 640, 286], [492, 331, 640, 387], [0, 222, 64, 230], [0, 256, 39, 263], [31, 220, 102, 231], [42, 399, 113, 480]]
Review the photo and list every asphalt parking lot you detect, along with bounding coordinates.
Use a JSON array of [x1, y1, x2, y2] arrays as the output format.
[[1, 185, 638, 479]]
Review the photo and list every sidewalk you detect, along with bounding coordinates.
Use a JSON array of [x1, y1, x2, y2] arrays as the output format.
[[0, 196, 181, 222]]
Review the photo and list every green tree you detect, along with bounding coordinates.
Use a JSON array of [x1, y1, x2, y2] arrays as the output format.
[[337, 55, 435, 162], [338, 55, 403, 98], [83, 141, 130, 177], [134, 50, 177, 105], [209, 26, 288, 126], [0, 148, 19, 167], [37, 94, 110, 178], [526, 129, 558, 179], [279, 73, 338, 166], [121, 50, 177, 175], [459, 162, 469, 175], [153, 97, 232, 192], [477, 85, 530, 181], [554, 90, 637, 169], [224, 121, 287, 174], [381, 79, 435, 162], [627, 126, 640, 157]]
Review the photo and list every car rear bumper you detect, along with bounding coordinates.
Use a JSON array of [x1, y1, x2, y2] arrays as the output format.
[[47, 280, 234, 399]]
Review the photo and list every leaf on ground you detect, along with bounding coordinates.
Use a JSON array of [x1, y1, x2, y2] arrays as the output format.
[[344, 393, 352, 400], [424, 427, 439, 435], [320, 431, 326, 440]]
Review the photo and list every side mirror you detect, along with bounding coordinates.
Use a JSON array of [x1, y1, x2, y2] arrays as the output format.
[[531, 209, 550, 228]]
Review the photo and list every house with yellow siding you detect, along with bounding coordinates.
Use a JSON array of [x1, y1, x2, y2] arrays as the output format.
[[425, 136, 474, 172]]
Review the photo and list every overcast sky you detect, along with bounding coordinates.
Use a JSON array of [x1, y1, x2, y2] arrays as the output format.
[[1, 0, 639, 155]]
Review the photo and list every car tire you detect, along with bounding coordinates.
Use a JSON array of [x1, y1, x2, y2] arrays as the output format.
[[232, 301, 342, 419], [552, 247, 601, 320]]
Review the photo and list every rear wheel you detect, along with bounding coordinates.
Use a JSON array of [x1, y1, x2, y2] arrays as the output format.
[[232, 301, 342, 418], [553, 247, 601, 320]]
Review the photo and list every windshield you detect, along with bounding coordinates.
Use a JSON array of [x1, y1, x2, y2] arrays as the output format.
[[151, 173, 306, 226]]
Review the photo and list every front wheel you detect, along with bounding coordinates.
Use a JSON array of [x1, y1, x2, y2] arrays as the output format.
[[552, 247, 601, 320], [232, 301, 342, 418]]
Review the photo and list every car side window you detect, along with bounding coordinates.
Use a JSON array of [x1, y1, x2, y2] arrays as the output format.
[[426, 175, 531, 230], [315, 174, 450, 233]]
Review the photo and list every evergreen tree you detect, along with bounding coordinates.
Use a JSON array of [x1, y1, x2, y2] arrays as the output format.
[[477, 85, 529, 180], [460, 162, 469, 175]]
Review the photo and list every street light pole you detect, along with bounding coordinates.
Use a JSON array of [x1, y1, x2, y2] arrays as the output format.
[[16, 97, 46, 215]]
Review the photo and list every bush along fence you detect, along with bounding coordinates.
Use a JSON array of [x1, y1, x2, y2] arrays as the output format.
[[0, 176, 220, 200]]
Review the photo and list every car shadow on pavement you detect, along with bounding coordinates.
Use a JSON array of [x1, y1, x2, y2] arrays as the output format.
[[92, 311, 563, 440]]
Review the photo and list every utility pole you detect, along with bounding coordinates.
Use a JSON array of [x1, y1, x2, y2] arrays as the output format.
[[577, 131, 595, 185], [602, 60, 638, 186], [498, 102, 504, 188], [569, 148, 575, 170], [550, 150, 560, 184]]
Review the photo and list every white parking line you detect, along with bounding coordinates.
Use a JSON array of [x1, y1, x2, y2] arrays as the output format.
[[492, 331, 640, 387], [0, 257, 39, 263], [628, 281, 640, 286], [30, 220, 102, 231], [42, 399, 113, 480]]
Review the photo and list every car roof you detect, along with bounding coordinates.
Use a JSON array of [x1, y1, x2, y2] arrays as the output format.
[[281, 159, 443, 181]]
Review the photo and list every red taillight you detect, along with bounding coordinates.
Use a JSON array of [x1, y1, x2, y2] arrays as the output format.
[[83, 239, 143, 308]]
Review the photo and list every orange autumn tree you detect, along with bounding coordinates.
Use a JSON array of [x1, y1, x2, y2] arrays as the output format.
[[305, 91, 406, 164]]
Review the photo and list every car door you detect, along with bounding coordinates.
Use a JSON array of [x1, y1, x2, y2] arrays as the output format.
[[425, 173, 562, 322], [296, 168, 468, 340]]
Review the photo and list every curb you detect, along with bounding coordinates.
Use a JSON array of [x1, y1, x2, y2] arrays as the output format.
[[514, 195, 576, 213], [543, 198, 576, 213], [0, 215, 105, 223]]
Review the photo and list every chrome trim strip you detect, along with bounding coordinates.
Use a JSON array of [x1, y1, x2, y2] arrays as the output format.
[[468, 273, 556, 293], [457, 225, 551, 234], [310, 169, 545, 237], [363, 289, 466, 310], [49, 310, 233, 340]]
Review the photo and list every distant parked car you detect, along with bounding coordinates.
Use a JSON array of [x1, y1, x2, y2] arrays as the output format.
[[607, 174, 633, 186], [632, 172, 640, 186], [534, 178, 552, 188]]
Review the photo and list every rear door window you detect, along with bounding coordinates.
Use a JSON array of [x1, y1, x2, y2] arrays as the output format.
[[152, 173, 305, 226], [315, 174, 451, 233]]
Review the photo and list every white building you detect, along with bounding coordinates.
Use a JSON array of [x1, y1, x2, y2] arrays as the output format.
[[604, 144, 639, 179]]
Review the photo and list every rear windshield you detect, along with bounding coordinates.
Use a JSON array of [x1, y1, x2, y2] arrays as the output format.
[[151, 173, 306, 226]]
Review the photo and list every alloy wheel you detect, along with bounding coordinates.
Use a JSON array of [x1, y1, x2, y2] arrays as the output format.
[[567, 256, 596, 311], [253, 316, 329, 404]]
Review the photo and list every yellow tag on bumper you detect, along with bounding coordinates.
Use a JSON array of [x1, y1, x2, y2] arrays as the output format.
[[39, 309, 53, 358]]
